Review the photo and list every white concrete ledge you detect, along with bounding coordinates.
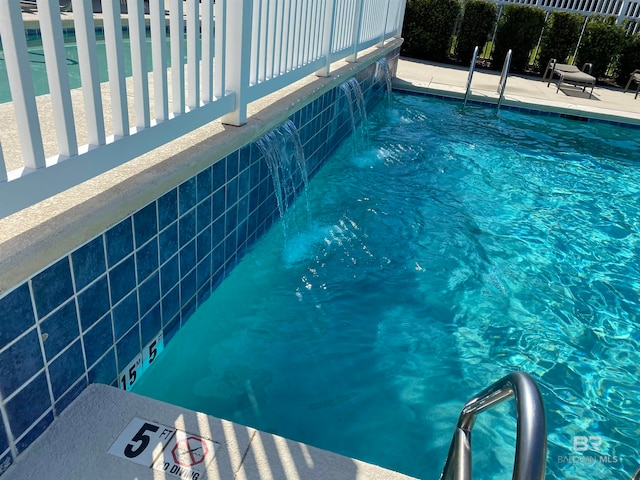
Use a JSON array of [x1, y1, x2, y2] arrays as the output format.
[[3, 384, 417, 480]]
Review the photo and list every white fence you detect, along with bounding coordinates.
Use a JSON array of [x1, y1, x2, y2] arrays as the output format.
[[0, 0, 405, 218], [487, 0, 640, 24]]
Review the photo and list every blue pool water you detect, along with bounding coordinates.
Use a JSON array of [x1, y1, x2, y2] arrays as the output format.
[[0, 33, 171, 104], [134, 93, 640, 480]]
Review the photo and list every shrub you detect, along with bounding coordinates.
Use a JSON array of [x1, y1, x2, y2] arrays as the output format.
[[615, 31, 640, 85], [576, 15, 626, 79], [401, 0, 461, 62], [455, 0, 498, 65], [538, 11, 585, 71], [492, 5, 546, 72]]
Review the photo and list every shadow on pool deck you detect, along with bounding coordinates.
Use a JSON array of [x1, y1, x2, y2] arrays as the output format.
[[2, 384, 418, 480]]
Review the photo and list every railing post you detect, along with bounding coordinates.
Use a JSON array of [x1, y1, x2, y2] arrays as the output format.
[[102, 0, 130, 137], [222, 0, 253, 126], [202, 0, 215, 103], [0, 1, 45, 169], [170, 0, 185, 115], [72, 0, 106, 146], [186, 0, 201, 109], [128, 0, 151, 129], [149, 0, 169, 121], [316, 0, 337, 77], [38, 0, 78, 157], [347, 0, 365, 62], [214, 0, 228, 100]]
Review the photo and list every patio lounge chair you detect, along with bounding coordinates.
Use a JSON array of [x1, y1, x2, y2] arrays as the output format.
[[623, 69, 640, 99], [543, 58, 596, 99]]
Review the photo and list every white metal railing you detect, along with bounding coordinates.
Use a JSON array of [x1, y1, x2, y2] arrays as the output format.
[[486, 0, 640, 24], [0, 0, 405, 218]]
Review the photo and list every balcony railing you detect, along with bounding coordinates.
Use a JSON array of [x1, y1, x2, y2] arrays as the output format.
[[0, 0, 406, 219]]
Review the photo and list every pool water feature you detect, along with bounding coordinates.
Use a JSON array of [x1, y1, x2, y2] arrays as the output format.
[[256, 119, 311, 238], [339, 77, 368, 141], [133, 93, 640, 480], [376, 57, 393, 98]]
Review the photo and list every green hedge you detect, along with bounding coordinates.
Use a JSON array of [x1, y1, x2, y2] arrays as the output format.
[[493, 5, 546, 72], [616, 32, 640, 86], [455, 0, 498, 65], [538, 11, 585, 71], [401, 0, 461, 62], [576, 16, 625, 79]]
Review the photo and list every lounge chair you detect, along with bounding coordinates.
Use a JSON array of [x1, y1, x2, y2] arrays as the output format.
[[543, 58, 596, 98], [623, 69, 640, 99]]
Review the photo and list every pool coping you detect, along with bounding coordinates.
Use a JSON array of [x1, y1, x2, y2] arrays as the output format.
[[1, 384, 418, 480]]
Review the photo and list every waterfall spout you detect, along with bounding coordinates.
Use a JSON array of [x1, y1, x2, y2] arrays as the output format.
[[256, 120, 310, 237], [376, 57, 393, 99], [339, 77, 368, 142]]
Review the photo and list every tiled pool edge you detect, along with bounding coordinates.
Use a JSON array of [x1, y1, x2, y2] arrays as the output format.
[[393, 84, 640, 129], [0, 45, 400, 476]]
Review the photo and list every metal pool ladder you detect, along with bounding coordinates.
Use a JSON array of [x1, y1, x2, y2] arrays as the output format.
[[497, 49, 513, 111], [463, 46, 479, 107], [440, 372, 547, 480]]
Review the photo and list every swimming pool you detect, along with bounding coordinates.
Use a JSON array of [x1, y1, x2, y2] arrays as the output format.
[[133, 93, 640, 480], [0, 31, 171, 104]]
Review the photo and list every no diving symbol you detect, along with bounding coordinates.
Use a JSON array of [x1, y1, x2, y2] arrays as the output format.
[[171, 436, 209, 467]]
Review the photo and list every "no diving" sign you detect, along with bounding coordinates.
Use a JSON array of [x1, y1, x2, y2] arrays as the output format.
[[152, 433, 216, 479], [107, 417, 218, 479]]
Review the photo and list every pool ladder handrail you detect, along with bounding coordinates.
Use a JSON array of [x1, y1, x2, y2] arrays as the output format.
[[497, 49, 513, 111], [463, 46, 479, 107], [440, 371, 547, 480]]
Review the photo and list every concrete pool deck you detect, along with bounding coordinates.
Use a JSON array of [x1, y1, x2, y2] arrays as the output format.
[[2, 384, 417, 480], [394, 57, 640, 124]]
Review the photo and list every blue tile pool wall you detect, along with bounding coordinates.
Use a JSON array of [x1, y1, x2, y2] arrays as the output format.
[[0, 47, 398, 475]]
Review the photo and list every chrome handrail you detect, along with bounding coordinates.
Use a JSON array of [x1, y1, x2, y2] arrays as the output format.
[[463, 46, 479, 107], [440, 372, 547, 480], [497, 49, 512, 111]]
